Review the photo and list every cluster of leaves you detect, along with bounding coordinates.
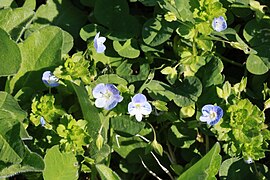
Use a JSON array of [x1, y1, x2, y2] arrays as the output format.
[[0, 0, 270, 180]]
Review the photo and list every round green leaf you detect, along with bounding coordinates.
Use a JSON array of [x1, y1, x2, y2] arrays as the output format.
[[79, 24, 108, 42], [246, 54, 268, 75], [173, 76, 202, 107], [142, 17, 174, 46], [0, 28, 21, 76], [113, 39, 140, 58]]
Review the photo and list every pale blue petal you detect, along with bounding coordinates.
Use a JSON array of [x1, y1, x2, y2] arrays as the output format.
[[42, 71, 59, 87], [132, 93, 147, 103], [199, 115, 210, 122], [135, 113, 143, 122], [106, 84, 120, 95], [140, 102, 152, 115], [95, 97, 107, 108], [92, 83, 106, 98], [104, 100, 118, 110], [114, 94, 123, 103], [98, 37, 106, 44], [96, 44, 106, 53], [128, 102, 139, 115], [40, 117, 46, 127]]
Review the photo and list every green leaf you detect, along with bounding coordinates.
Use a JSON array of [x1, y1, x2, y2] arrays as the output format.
[[243, 19, 270, 47], [146, 80, 175, 102], [158, 0, 194, 22], [116, 60, 150, 83], [142, 17, 174, 47], [43, 146, 78, 180], [174, 76, 202, 107], [68, 82, 101, 139], [96, 74, 128, 86], [113, 39, 140, 58], [96, 164, 121, 180], [34, 0, 88, 39], [246, 54, 268, 75], [0, 92, 44, 177], [94, 0, 139, 40], [9, 26, 64, 94], [23, 0, 36, 10], [0, 28, 21, 76], [0, 7, 34, 41], [79, 24, 108, 42], [178, 143, 221, 180], [0, 146, 44, 178], [111, 115, 145, 137]]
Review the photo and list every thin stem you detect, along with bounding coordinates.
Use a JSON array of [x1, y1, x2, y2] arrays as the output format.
[[215, 53, 244, 67], [140, 156, 163, 180], [166, 141, 177, 164], [151, 152, 174, 180], [16, 15, 36, 43], [147, 122, 157, 141]]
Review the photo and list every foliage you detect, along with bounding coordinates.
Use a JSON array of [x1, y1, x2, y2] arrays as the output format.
[[0, 0, 270, 179]]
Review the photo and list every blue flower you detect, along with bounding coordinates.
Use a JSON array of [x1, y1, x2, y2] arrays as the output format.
[[42, 71, 59, 87], [199, 104, 223, 125], [212, 16, 227, 32], [40, 117, 46, 127], [92, 83, 123, 110], [128, 93, 152, 122], [94, 32, 106, 53]]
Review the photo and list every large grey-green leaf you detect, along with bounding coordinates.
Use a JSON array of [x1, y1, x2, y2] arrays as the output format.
[[0, 7, 34, 41], [0, 28, 21, 76], [0, 146, 44, 178], [0, 92, 44, 177], [96, 164, 121, 180], [43, 146, 78, 180], [9, 26, 64, 94], [178, 143, 221, 180], [34, 0, 87, 39]]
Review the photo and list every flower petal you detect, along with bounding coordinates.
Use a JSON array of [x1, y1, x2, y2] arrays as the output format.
[[95, 97, 107, 108], [135, 113, 143, 122], [98, 37, 106, 44], [96, 44, 106, 53], [212, 16, 227, 32], [104, 100, 118, 110], [92, 83, 106, 98], [106, 84, 120, 95], [128, 102, 140, 115], [132, 93, 147, 103], [199, 115, 210, 122], [140, 102, 152, 115], [42, 71, 59, 87]]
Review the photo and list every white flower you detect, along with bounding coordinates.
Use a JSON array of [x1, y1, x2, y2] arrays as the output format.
[[92, 83, 123, 110], [94, 32, 106, 53], [244, 157, 253, 164], [42, 71, 59, 87], [212, 16, 227, 32], [40, 117, 46, 127], [128, 93, 152, 122]]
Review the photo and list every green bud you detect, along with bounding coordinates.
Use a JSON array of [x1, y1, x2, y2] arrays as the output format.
[[96, 134, 104, 150], [151, 140, 163, 156]]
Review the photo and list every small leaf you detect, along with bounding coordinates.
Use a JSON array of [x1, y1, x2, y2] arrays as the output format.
[[113, 39, 140, 58], [246, 54, 268, 75], [96, 134, 104, 150], [152, 100, 168, 111]]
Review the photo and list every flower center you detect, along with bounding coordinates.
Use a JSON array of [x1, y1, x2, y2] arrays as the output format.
[[103, 90, 113, 100], [135, 103, 142, 109], [209, 111, 217, 119]]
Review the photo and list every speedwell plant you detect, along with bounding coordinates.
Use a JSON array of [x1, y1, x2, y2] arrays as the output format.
[[0, 0, 270, 179]]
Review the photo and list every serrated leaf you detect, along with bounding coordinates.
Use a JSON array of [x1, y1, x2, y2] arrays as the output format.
[[0, 28, 21, 76], [178, 143, 221, 180], [113, 39, 140, 58], [43, 146, 78, 180]]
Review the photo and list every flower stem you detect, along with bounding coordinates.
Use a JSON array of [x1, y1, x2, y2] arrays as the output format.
[[215, 53, 244, 67]]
